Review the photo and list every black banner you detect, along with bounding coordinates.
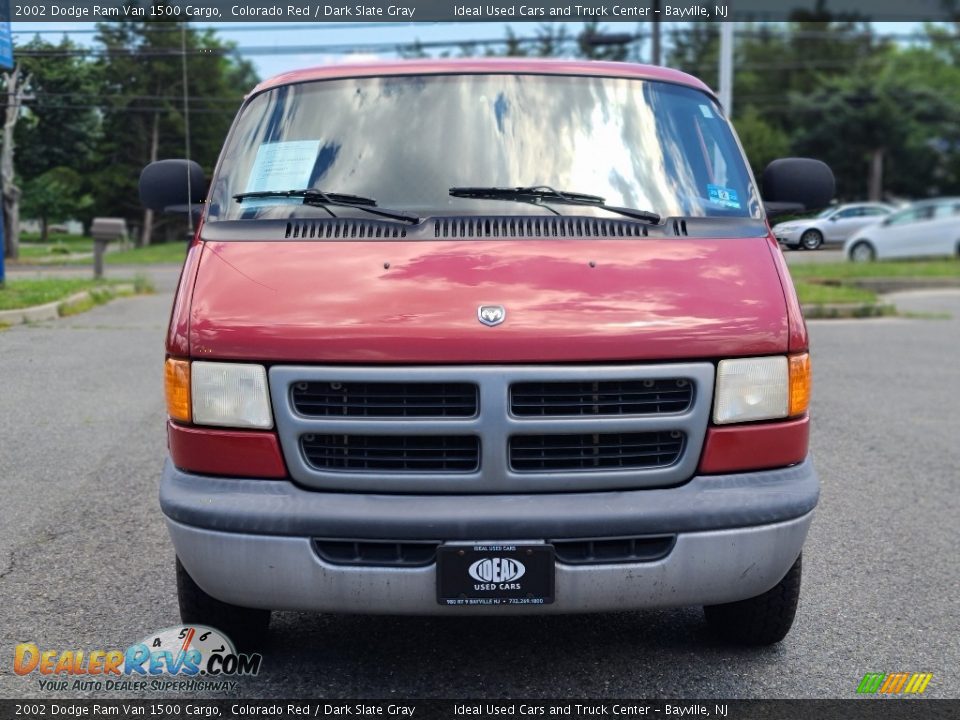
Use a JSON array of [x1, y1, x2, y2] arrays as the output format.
[[1, 700, 959, 720], [6, 0, 960, 22]]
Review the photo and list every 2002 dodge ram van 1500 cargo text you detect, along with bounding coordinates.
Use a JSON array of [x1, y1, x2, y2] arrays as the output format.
[[142, 59, 835, 646]]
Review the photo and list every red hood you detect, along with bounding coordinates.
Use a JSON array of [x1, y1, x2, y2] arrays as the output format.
[[186, 237, 789, 363]]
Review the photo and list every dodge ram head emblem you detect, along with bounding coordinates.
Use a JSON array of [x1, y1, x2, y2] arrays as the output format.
[[477, 305, 506, 327]]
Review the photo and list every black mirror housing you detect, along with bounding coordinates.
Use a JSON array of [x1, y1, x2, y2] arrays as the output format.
[[140, 159, 206, 213], [761, 158, 835, 215]]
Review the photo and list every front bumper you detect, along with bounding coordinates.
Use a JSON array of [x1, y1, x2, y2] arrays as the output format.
[[774, 228, 804, 246], [162, 459, 818, 614]]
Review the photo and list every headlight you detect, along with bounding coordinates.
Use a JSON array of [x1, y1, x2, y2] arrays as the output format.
[[713, 354, 810, 424], [191, 361, 273, 429]]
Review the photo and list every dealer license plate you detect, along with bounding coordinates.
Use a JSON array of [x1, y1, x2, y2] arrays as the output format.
[[436, 543, 555, 606]]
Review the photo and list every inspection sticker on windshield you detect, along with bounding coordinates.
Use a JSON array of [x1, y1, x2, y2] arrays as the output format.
[[246, 140, 320, 193], [707, 184, 741, 209]]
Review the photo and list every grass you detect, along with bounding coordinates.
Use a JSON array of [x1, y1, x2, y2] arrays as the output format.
[[794, 281, 877, 305], [14, 234, 186, 266], [103, 241, 188, 265], [0, 277, 150, 313], [789, 258, 960, 281], [0, 278, 114, 311], [20, 233, 93, 252]]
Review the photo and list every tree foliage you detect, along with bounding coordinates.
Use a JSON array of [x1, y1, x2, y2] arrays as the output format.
[[7, 16, 257, 244], [20, 167, 93, 243], [92, 17, 257, 241]]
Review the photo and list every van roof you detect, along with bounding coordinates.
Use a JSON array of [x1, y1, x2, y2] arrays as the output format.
[[252, 57, 716, 99]]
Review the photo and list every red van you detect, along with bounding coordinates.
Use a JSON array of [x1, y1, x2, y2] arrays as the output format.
[[142, 59, 833, 646]]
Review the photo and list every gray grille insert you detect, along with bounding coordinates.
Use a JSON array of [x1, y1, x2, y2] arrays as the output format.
[[511, 379, 693, 417], [301, 434, 480, 473], [292, 381, 478, 418], [510, 432, 685, 472], [270, 364, 714, 493]]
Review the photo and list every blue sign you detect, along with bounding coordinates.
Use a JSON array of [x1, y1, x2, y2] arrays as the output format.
[[0, 0, 11, 70]]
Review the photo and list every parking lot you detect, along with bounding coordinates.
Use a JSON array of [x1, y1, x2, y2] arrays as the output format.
[[1, 264, 958, 699]]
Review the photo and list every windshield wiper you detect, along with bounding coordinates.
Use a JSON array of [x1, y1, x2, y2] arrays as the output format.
[[233, 189, 420, 224], [449, 186, 661, 224]]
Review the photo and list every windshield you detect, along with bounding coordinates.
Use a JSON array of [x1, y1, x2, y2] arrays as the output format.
[[207, 73, 762, 223]]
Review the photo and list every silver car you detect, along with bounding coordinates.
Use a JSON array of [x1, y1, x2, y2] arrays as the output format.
[[844, 198, 960, 261], [773, 202, 893, 250]]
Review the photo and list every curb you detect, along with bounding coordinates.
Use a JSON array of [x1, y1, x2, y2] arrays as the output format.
[[0, 284, 135, 326]]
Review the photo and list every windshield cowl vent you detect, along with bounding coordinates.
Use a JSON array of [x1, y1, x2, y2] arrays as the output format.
[[671, 219, 688, 236], [285, 220, 407, 240], [433, 216, 650, 239]]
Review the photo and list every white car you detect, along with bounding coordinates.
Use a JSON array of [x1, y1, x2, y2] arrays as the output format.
[[844, 198, 960, 262], [773, 202, 893, 250]]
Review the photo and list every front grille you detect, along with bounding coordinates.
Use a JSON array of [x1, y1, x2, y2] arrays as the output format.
[[553, 535, 676, 565], [313, 540, 438, 566], [271, 364, 713, 492], [301, 434, 480, 472], [511, 379, 693, 417], [292, 381, 478, 418], [510, 432, 685, 472]]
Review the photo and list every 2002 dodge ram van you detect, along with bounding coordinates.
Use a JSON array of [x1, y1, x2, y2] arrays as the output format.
[[142, 59, 835, 646]]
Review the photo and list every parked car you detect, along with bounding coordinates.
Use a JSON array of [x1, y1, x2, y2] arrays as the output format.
[[844, 198, 960, 261], [773, 202, 893, 250], [141, 59, 834, 646]]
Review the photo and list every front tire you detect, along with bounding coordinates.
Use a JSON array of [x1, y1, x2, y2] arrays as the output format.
[[800, 229, 823, 250], [176, 557, 271, 647], [850, 241, 876, 262], [703, 554, 802, 646]]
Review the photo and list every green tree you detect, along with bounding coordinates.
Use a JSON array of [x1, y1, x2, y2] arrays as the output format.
[[789, 56, 960, 199], [92, 14, 257, 244], [20, 167, 93, 243], [14, 37, 102, 183], [733, 108, 790, 179]]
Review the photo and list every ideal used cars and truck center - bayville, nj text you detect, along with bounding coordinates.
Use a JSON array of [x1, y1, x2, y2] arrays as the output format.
[[27, 4, 721, 19]]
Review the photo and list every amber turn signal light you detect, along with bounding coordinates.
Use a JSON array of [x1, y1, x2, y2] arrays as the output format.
[[788, 353, 811, 417], [164, 358, 191, 423]]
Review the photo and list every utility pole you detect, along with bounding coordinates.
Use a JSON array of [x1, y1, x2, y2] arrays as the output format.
[[651, 0, 661, 65], [719, 21, 734, 116], [1, 62, 26, 264]]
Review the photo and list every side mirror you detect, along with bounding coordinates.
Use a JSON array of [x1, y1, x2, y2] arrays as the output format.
[[139, 159, 206, 213], [761, 158, 835, 217]]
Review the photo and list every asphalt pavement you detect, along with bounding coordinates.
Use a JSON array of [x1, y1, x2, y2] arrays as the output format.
[[1, 265, 957, 700]]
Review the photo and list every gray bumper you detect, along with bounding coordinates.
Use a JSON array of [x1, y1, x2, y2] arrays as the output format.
[[161, 459, 818, 614]]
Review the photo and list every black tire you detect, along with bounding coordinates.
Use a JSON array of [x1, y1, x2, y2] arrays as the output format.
[[800, 229, 823, 250], [176, 557, 271, 648], [703, 554, 802, 646], [850, 241, 876, 262]]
